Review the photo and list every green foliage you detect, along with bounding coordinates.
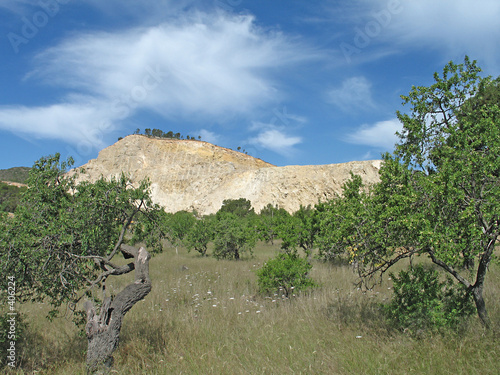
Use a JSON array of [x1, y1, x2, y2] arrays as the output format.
[[256, 204, 290, 245], [315, 57, 498, 327], [0, 182, 27, 213], [384, 265, 474, 334], [212, 212, 256, 260], [277, 205, 319, 257], [256, 253, 317, 297], [0, 154, 166, 317], [184, 215, 214, 256], [166, 210, 197, 246], [128, 128, 198, 141], [217, 198, 255, 218], [315, 174, 368, 262]]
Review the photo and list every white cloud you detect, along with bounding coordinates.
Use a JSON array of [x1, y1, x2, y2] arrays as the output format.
[[249, 123, 302, 157], [31, 13, 311, 117], [198, 129, 219, 144], [0, 11, 316, 148], [0, 100, 114, 148], [374, 0, 500, 71], [344, 118, 402, 151], [327, 76, 375, 111], [329, 0, 500, 71]]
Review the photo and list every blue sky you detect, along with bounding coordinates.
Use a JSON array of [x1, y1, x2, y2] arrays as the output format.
[[1, 0, 499, 169]]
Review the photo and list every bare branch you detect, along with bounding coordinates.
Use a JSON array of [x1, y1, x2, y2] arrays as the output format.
[[427, 248, 471, 288], [357, 247, 418, 288], [65, 252, 120, 270], [106, 200, 144, 262]]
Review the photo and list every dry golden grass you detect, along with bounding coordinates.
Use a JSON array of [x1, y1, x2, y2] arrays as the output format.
[[9, 242, 500, 374]]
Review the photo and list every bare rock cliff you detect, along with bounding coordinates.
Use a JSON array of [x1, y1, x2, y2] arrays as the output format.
[[72, 135, 381, 214]]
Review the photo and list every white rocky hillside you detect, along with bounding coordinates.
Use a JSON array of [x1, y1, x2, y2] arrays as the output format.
[[70, 135, 381, 215]]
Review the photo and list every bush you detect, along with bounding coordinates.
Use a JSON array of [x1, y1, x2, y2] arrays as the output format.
[[384, 264, 474, 334], [256, 253, 317, 297]]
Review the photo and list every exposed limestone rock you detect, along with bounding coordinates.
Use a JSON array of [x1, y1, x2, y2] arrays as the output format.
[[71, 135, 381, 215]]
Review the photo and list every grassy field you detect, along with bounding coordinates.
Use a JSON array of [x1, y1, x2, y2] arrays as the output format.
[[9, 242, 500, 374]]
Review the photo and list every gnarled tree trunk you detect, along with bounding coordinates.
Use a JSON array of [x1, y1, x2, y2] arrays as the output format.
[[84, 245, 151, 374]]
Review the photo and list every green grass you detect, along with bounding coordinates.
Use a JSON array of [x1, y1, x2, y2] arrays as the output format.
[[7, 242, 500, 374]]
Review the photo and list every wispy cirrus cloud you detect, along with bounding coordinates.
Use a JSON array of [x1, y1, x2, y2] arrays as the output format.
[[0, 11, 317, 149], [329, 0, 500, 71]]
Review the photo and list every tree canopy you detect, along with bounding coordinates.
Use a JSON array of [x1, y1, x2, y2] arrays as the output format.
[[325, 57, 499, 327], [0, 154, 167, 371]]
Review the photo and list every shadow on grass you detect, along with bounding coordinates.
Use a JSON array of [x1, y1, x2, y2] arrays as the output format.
[[325, 292, 390, 334], [16, 324, 86, 373]]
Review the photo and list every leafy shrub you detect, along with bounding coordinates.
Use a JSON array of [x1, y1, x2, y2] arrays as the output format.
[[256, 253, 317, 297], [384, 264, 474, 334]]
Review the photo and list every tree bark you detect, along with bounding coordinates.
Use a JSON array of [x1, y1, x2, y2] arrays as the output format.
[[84, 245, 152, 374], [471, 285, 491, 329]]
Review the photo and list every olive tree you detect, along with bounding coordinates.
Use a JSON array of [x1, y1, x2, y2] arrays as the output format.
[[0, 154, 167, 372]]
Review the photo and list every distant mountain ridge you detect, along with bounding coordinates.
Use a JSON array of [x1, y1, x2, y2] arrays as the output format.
[[70, 135, 382, 215], [0, 166, 31, 184]]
